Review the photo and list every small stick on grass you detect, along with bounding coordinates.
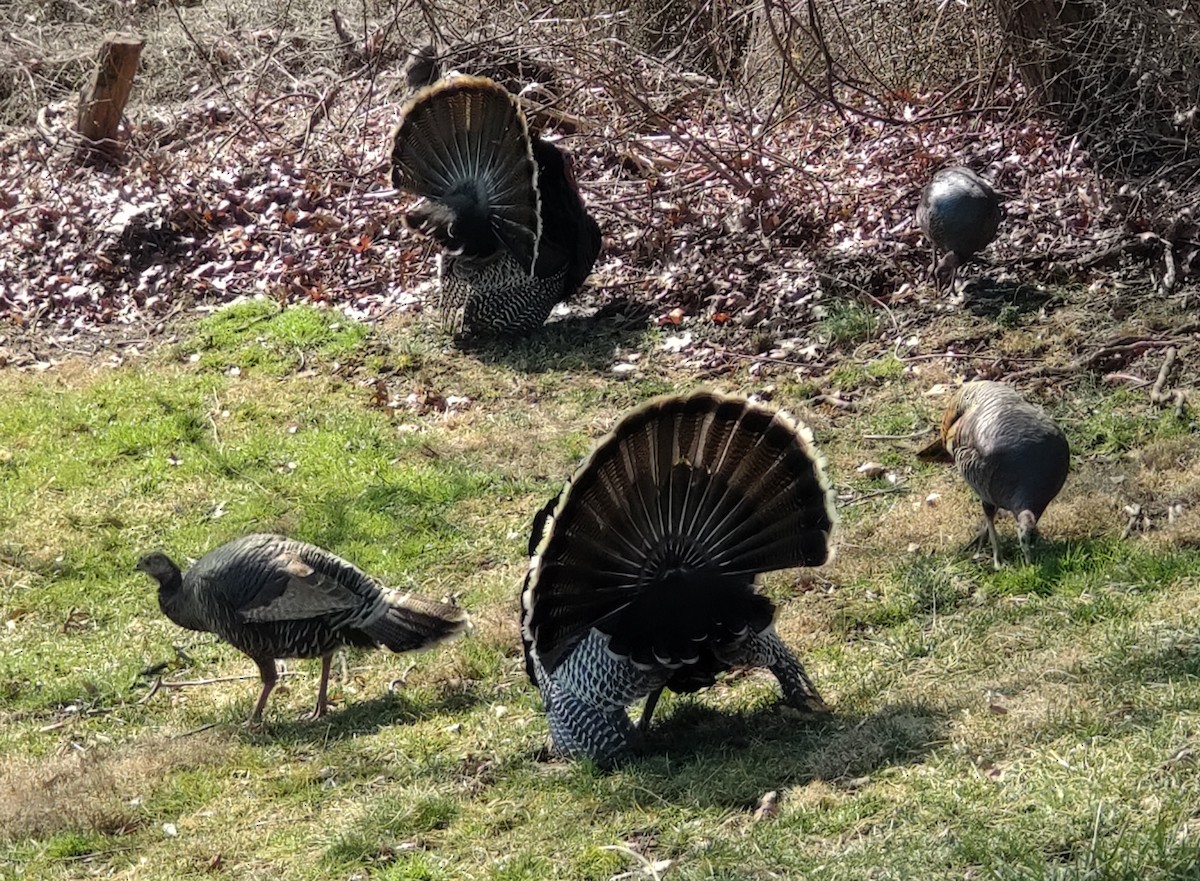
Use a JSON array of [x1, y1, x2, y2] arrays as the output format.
[[1005, 336, 1187, 382], [1148, 345, 1189, 417], [841, 487, 908, 507], [172, 722, 219, 739], [137, 678, 162, 705], [1121, 503, 1145, 540], [1103, 372, 1152, 388], [162, 672, 301, 689], [811, 393, 856, 410], [1149, 346, 1179, 406], [1161, 239, 1178, 294], [863, 428, 933, 440]]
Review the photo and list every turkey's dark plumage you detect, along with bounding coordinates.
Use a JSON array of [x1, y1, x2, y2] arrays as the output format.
[[404, 43, 440, 90], [136, 534, 470, 722], [916, 166, 1001, 291], [520, 392, 837, 764], [390, 75, 601, 337]]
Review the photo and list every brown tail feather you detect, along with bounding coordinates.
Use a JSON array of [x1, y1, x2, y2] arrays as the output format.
[[362, 591, 471, 653]]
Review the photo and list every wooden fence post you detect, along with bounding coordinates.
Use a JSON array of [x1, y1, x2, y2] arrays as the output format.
[[76, 32, 144, 159]]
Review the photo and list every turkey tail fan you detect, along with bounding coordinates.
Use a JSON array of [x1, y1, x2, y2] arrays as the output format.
[[390, 76, 540, 272], [527, 491, 562, 557], [520, 491, 563, 687], [360, 591, 471, 653], [523, 391, 836, 673]]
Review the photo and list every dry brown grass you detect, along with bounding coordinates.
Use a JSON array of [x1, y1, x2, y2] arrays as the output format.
[[0, 731, 232, 841], [0, 0, 432, 126]]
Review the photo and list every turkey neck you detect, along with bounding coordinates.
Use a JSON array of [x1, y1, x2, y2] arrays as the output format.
[[156, 567, 210, 632]]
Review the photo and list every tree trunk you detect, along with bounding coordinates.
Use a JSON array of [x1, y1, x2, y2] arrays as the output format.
[[990, 0, 1094, 110], [76, 32, 144, 159]]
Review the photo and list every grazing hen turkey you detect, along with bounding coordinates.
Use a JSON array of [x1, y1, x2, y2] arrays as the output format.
[[916, 166, 1002, 291], [919, 381, 1070, 567], [137, 534, 470, 722], [520, 392, 837, 764], [390, 75, 601, 337]]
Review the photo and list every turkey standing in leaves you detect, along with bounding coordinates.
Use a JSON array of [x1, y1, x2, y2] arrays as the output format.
[[918, 381, 1070, 568], [390, 75, 601, 337], [520, 392, 837, 764], [136, 534, 471, 723], [916, 166, 1001, 291]]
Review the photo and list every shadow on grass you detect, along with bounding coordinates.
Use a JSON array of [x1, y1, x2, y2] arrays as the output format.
[[236, 683, 486, 747], [831, 538, 1088, 636], [970, 536, 1200, 605], [454, 306, 651, 374], [601, 700, 948, 808], [937, 533, 1088, 590], [1081, 629, 1200, 704], [961, 278, 1056, 320], [1122, 637, 1200, 682], [296, 481, 475, 558]]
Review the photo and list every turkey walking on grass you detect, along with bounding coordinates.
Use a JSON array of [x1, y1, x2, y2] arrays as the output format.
[[137, 534, 471, 723], [918, 381, 1070, 568], [916, 166, 1002, 291], [390, 75, 601, 337], [520, 392, 837, 764]]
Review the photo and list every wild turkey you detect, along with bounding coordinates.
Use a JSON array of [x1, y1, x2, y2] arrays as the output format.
[[520, 392, 837, 764], [403, 43, 440, 90], [390, 75, 601, 337], [918, 381, 1070, 568], [136, 534, 470, 722], [916, 166, 1001, 291]]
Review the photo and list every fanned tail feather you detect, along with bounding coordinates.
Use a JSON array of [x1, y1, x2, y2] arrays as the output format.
[[390, 76, 540, 271], [362, 591, 471, 653], [523, 391, 836, 673]]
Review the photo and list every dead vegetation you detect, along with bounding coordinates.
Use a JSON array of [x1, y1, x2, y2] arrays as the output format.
[[0, 732, 232, 841], [0, 0, 1198, 371]]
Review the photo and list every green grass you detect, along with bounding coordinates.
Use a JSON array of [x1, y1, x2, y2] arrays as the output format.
[[818, 301, 880, 348], [181, 300, 372, 375], [2, 302, 1200, 880], [1069, 385, 1195, 455]]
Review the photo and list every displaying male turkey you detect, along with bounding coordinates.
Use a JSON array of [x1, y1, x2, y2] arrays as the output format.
[[136, 534, 470, 722], [520, 391, 837, 764], [916, 166, 1002, 291], [390, 75, 601, 337], [918, 381, 1070, 568]]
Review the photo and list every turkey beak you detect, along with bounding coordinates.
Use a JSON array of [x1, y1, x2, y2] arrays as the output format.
[[916, 435, 952, 464]]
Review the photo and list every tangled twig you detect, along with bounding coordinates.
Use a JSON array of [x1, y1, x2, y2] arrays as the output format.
[[1005, 335, 1192, 383], [1148, 346, 1188, 417]]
